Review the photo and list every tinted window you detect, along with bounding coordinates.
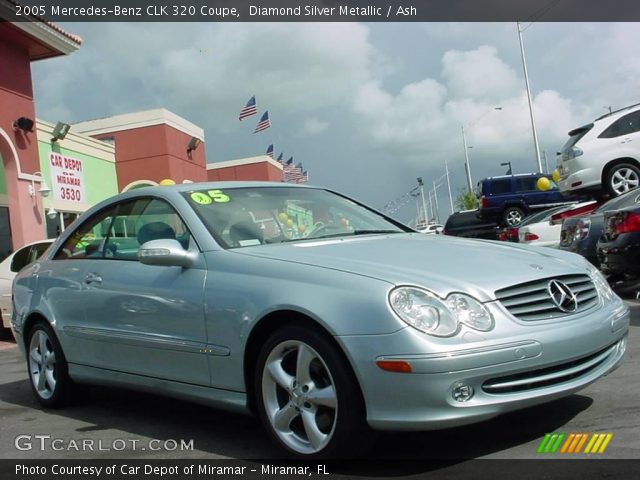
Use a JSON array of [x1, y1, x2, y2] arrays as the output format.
[[489, 179, 512, 195], [514, 177, 537, 192], [9, 245, 31, 273], [599, 111, 640, 138]]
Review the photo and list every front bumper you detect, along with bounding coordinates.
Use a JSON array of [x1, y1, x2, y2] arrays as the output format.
[[338, 300, 629, 431]]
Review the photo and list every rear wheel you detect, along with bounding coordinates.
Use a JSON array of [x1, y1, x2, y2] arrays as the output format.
[[27, 321, 72, 408], [255, 325, 369, 458], [503, 207, 525, 227], [606, 163, 640, 197]]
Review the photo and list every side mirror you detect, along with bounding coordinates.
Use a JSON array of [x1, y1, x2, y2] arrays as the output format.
[[138, 239, 195, 268]]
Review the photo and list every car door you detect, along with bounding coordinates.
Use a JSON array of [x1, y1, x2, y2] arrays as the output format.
[[72, 197, 210, 386], [598, 110, 640, 158]]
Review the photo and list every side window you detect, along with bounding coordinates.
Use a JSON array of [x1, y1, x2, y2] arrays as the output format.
[[54, 207, 118, 260], [599, 111, 640, 138], [515, 177, 537, 192], [10, 245, 31, 273], [104, 198, 192, 261], [490, 179, 512, 195]]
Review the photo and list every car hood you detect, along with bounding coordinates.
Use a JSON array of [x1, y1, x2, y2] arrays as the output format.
[[234, 233, 589, 302]]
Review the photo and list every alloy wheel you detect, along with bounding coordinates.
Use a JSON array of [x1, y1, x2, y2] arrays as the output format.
[[610, 167, 639, 195], [29, 329, 57, 400], [261, 340, 338, 455]]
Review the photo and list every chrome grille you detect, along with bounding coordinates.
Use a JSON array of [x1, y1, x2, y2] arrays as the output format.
[[495, 274, 598, 321]]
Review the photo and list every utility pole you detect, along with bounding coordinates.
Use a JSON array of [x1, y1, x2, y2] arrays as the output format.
[[517, 22, 543, 173]]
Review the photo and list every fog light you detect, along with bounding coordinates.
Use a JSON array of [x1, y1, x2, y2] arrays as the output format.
[[452, 382, 474, 402]]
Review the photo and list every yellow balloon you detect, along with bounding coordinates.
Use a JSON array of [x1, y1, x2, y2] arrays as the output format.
[[278, 212, 289, 223], [551, 169, 561, 183], [298, 224, 306, 234], [159, 179, 176, 186], [286, 219, 294, 228], [536, 177, 551, 191]]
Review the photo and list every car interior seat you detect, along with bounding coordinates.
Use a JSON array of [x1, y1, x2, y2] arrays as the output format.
[[228, 220, 263, 247], [137, 222, 177, 245]]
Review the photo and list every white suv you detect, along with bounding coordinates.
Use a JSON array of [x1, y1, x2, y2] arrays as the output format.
[[557, 103, 640, 197]]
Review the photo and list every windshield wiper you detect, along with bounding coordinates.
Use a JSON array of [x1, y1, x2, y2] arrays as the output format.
[[352, 229, 402, 235]]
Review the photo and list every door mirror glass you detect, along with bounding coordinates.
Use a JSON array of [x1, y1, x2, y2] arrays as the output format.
[[138, 239, 195, 267]]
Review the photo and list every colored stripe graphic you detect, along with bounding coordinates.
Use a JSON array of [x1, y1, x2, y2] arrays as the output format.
[[538, 433, 613, 454]]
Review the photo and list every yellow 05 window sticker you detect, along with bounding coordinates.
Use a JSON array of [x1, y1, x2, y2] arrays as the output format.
[[190, 189, 231, 205]]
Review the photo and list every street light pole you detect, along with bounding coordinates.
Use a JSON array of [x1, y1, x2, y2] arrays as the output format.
[[462, 125, 472, 193], [417, 177, 428, 226], [517, 21, 543, 173], [445, 159, 454, 214], [432, 180, 440, 223]]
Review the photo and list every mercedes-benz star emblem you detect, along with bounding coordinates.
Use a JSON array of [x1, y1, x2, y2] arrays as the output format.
[[547, 280, 579, 313]]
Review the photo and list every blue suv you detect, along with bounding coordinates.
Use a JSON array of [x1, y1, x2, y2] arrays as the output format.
[[477, 173, 580, 227]]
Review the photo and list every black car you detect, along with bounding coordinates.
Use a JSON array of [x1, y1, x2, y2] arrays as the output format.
[[597, 204, 640, 278], [559, 188, 640, 267], [476, 173, 580, 227], [443, 210, 499, 239]]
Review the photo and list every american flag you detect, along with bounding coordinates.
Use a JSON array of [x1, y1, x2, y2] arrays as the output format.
[[266, 144, 274, 158], [296, 171, 309, 184], [276, 152, 283, 162], [254, 111, 271, 133], [239, 96, 257, 120], [284, 160, 304, 183]]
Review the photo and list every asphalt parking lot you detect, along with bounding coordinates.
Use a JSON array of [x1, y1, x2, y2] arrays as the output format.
[[0, 301, 638, 462]]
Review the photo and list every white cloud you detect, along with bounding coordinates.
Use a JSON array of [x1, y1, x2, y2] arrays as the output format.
[[442, 45, 520, 101], [302, 118, 329, 135]]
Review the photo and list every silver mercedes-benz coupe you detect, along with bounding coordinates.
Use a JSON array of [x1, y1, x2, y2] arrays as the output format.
[[12, 182, 629, 458]]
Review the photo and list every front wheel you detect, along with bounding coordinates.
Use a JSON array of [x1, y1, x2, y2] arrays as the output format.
[[606, 163, 640, 197], [255, 325, 369, 458], [27, 322, 72, 408]]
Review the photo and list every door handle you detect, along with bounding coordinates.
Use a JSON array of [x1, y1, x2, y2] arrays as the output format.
[[84, 272, 102, 284]]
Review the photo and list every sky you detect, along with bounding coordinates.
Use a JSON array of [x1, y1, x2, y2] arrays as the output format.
[[31, 21, 640, 224]]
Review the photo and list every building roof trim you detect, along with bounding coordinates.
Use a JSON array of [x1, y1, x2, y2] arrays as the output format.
[[206, 155, 284, 171], [71, 108, 205, 141], [36, 119, 116, 163], [1, 1, 82, 57]]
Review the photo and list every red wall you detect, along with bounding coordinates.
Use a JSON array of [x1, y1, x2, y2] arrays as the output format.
[[93, 124, 207, 191], [207, 162, 283, 182], [0, 25, 45, 247]]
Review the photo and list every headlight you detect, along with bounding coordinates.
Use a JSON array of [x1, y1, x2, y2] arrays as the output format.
[[585, 262, 617, 303], [389, 287, 494, 337]]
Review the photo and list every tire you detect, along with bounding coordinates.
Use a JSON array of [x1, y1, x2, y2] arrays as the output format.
[[254, 324, 369, 458], [502, 207, 525, 227], [605, 163, 640, 197], [26, 321, 73, 408]]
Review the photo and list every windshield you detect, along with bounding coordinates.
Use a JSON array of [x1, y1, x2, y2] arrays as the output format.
[[182, 186, 408, 248], [595, 187, 640, 213]]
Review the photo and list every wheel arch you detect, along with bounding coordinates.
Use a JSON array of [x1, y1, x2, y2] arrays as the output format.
[[243, 309, 367, 417], [21, 311, 52, 350]]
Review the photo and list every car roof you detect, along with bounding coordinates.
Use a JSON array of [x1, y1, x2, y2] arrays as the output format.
[[593, 102, 640, 122], [481, 173, 542, 181]]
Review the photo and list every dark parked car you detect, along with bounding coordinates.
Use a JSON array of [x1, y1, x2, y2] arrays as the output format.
[[477, 173, 580, 227], [597, 204, 640, 278], [442, 210, 498, 239], [559, 188, 640, 267]]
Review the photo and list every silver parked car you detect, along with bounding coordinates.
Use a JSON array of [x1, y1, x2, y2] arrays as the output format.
[[12, 182, 629, 458]]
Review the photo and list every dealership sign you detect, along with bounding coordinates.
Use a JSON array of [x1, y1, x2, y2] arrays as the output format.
[[49, 152, 85, 203]]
